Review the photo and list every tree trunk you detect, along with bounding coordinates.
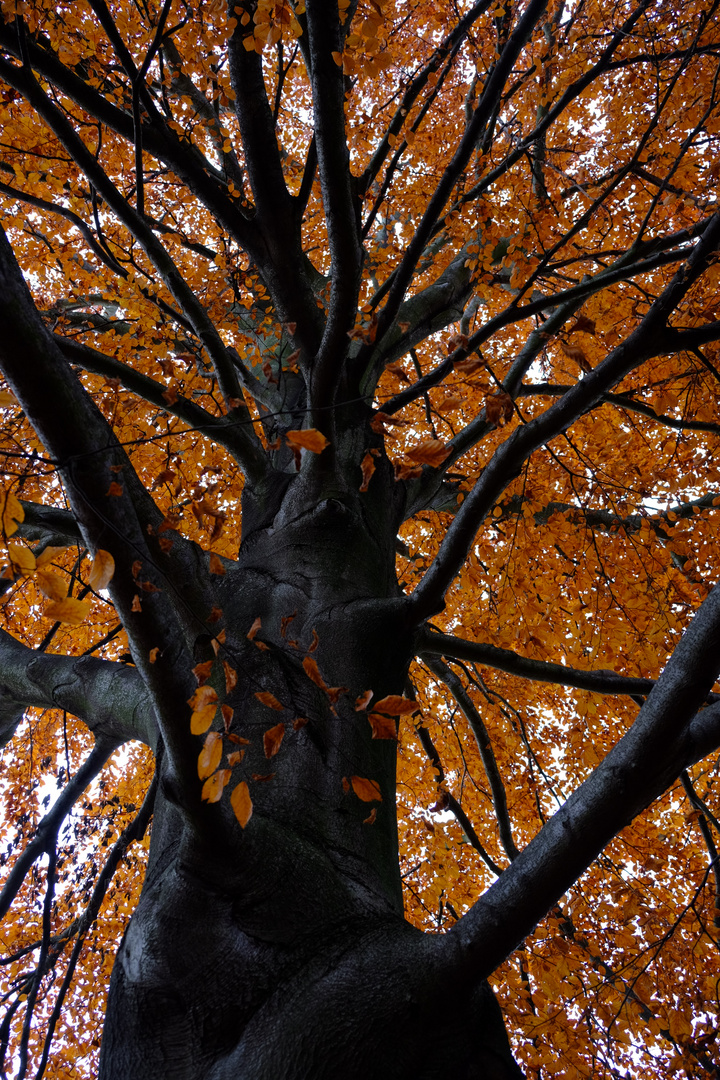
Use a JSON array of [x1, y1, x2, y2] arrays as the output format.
[[98, 457, 524, 1078]]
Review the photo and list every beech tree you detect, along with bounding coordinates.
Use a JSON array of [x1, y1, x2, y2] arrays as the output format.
[[1, 0, 720, 1075]]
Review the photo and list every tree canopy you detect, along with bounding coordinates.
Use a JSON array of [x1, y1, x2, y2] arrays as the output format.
[[0, 0, 720, 1076]]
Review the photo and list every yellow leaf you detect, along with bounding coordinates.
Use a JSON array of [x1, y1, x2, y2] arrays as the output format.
[[191, 703, 217, 735], [201, 768, 231, 802], [263, 722, 285, 758], [231, 781, 253, 827], [88, 549, 115, 591], [35, 545, 67, 568], [7, 542, 35, 576], [350, 776, 382, 802], [1, 492, 23, 537], [0, 390, 16, 407], [285, 429, 330, 454], [35, 569, 68, 601], [44, 597, 91, 625], [198, 730, 222, 779]]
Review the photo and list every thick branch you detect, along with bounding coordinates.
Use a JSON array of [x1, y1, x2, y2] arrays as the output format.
[[0, 628, 155, 748], [446, 575, 720, 980]]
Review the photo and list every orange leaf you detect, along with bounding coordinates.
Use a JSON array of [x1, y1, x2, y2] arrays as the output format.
[[1, 491, 24, 537], [373, 695, 418, 716], [35, 545, 67, 569], [44, 597, 91, 625], [285, 429, 330, 454], [131, 594, 142, 612], [149, 647, 160, 663], [293, 717, 308, 730], [368, 713, 398, 739], [8, 542, 36, 575], [201, 769, 230, 802], [354, 689, 373, 711], [35, 569, 68, 601], [350, 776, 382, 802], [106, 482, 123, 497], [560, 341, 591, 372], [363, 808, 378, 825], [247, 616, 262, 640], [254, 691, 285, 710], [485, 392, 514, 426], [198, 731, 222, 779], [190, 703, 217, 735], [88, 549, 115, 591], [263, 722, 285, 758], [227, 749, 245, 766], [231, 781, 253, 827]]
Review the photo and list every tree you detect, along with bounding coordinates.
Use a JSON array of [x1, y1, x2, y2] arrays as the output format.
[[0, 0, 719, 1074]]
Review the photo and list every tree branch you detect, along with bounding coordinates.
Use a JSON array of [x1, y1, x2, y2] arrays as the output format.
[[446, 575, 720, 981], [405, 208, 720, 620]]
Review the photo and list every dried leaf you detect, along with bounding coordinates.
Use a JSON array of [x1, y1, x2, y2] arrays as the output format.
[[363, 808, 377, 825], [293, 717, 308, 730], [359, 452, 377, 492], [263, 722, 285, 758], [454, 355, 484, 376], [368, 713, 398, 739], [149, 647, 160, 663], [485, 392, 514, 426], [247, 616, 262, 640], [231, 781, 253, 827], [406, 439, 450, 468], [131, 594, 142, 612], [201, 769, 230, 802], [88, 549, 115, 591], [227, 750, 245, 766], [560, 341, 591, 372], [373, 695, 418, 716], [221, 704, 234, 732], [44, 597, 91, 625], [254, 691, 285, 711], [106, 482, 123, 497], [285, 429, 330, 454], [223, 661, 238, 694], [354, 689, 373, 711], [198, 730, 222, 779], [193, 660, 214, 685], [302, 656, 328, 691], [350, 776, 382, 802], [187, 685, 219, 710]]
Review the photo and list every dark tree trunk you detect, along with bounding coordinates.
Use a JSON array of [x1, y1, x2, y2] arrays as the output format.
[[98, 455, 524, 1079]]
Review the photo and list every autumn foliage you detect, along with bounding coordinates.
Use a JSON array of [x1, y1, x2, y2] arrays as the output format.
[[1, 0, 720, 1076]]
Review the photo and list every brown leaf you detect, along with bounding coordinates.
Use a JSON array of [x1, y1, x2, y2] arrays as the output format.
[[227, 749, 245, 766], [363, 807, 378, 825], [254, 691, 285, 711], [131, 594, 142, 612], [302, 656, 328, 691], [223, 661, 238, 694], [350, 776, 382, 802], [454, 355, 484, 376], [293, 717, 308, 730], [193, 660, 214, 685], [221, 704, 234, 733], [280, 612, 297, 638], [354, 689, 373, 711], [263, 722, 285, 758], [386, 361, 411, 384], [485, 392, 514, 426], [231, 781, 253, 827], [187, 685, 219, 710], [285, 429, 330, 454], [373, 695, 418, 716], [209, 552, 226, 575], [247, 616, 262, 640], [359, 452, 377, 492], [569, 314, 596, 336], [106, 482, 123, 497], [406, 439, 450, 468], [368, 713, 398, 739], [560, 341, 591, 372]]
